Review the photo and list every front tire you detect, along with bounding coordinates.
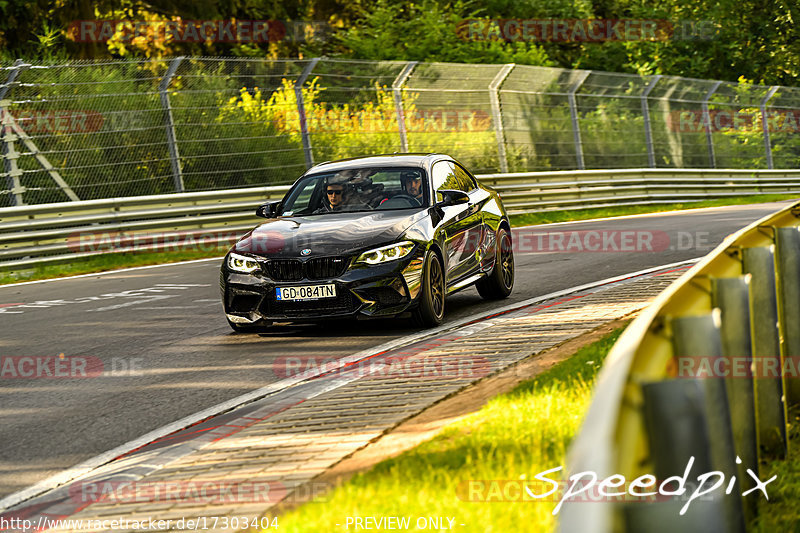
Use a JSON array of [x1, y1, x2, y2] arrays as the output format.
[[413, 250, 445, 327], [476, 227, 514, 300]]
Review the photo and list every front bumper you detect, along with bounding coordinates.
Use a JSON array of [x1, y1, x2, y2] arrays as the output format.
[[221, 251, 425, 323]]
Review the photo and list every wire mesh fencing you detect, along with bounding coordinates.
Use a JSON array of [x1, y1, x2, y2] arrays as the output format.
[[2, 57, 800, 206]]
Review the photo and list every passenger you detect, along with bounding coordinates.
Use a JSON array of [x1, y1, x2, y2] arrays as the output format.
[[315, 172, 370, 213]]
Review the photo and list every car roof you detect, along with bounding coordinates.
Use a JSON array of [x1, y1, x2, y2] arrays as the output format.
[[306, 153, 450, 174]]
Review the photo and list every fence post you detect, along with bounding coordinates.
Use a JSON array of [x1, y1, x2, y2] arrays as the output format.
[[568, 71, 590, 170], [761, 86, 779, 169], [295, 58, 320, 169], [488, 64, 515, 173], [159, 56, 185, 193], [702, 81, 722, 168], [1, 101, 24, 206], [1, 60, 28, 206], [642, 75, 661, 168], [392, 61, 417, 153]]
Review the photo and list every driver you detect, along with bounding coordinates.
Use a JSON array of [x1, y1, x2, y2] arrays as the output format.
[[400, 171, 425, 203]]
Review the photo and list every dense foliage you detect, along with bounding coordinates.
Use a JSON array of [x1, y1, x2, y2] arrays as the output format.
[[1, 0, 798, 84]]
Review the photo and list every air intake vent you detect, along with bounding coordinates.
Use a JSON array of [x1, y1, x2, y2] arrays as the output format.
[[265, 257, 349, 281]]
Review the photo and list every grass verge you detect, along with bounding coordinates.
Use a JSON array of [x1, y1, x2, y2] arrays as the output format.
[[751, 407, 800, 531], [273, 326, 626, 533], [509, 193, 799, 226]]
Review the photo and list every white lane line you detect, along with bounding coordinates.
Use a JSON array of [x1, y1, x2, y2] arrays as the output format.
[[512, 201, 792, 229], [0, 257, 700, 513], [0, 257, 224, 289], [86, 295, 176, 312]]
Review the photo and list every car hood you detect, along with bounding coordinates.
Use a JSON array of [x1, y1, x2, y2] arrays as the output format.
[[233, 210, 426, 258]]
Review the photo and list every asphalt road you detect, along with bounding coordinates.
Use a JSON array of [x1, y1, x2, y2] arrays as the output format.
[[0, 202, 789, 500]]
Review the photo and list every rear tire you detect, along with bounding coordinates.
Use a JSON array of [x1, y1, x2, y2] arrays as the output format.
[[476, 227, 514, 300], [412, 250, 445, 327]]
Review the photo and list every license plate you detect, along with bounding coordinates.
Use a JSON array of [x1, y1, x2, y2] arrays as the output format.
[[275, 284, 336, 301]]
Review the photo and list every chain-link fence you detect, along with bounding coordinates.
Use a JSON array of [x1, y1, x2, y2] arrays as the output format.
[[2, 57, 800, 206]]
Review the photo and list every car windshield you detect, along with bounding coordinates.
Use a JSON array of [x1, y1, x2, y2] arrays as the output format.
[[278, 167, 428, 216]]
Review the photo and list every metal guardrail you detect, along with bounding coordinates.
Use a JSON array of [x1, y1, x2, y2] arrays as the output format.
[[562, 200, 800, 532], [1, 168, 800, 270], [0, 185, 289, 269]]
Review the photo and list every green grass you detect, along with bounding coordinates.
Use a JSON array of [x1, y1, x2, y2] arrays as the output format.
[[509, 193, 800, 227], [3, 192, 797, 286], [751, 407, 800, 531], [274, 327, 625, 533], [0, 249, 226, 285]]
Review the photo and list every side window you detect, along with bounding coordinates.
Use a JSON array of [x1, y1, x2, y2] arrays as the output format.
[[432, 161, 466, 192], [454, 164, 477, 191]]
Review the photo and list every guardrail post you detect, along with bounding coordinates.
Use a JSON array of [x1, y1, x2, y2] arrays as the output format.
[[775, 226, 800, 406], [702, 81, 722, 168], [761, 86, 779, 169], [568, 71, 590, 170], [637, 306, 745, 533], [670, 313, 745, 532], [742, 245, 788, 457], [642, 75, 661, 168], [160, 56, 185, 193], [392, 61, 417, 153], [489, 64, 515, 173], [711, 276, 759, 524], [295, 58, 320, 169]]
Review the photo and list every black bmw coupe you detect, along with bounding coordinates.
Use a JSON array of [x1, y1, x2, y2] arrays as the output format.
[[221, 153, 514, 331]]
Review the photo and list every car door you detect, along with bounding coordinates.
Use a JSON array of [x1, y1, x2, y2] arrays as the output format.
[[431, 160, 484, 286]]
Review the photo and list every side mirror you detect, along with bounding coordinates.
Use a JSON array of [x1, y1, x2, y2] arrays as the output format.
[[255, 201, 280, 218], [435, 189, 470, 207]]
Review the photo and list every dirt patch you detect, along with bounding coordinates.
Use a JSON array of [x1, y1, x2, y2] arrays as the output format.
[[272, 315, 633, 514]]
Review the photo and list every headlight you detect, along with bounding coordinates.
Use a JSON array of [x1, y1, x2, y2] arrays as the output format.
[[227, 252, 260, 273], [356, 241, 415, 265]]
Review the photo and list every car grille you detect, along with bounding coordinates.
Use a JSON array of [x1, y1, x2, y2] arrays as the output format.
[[261, 289, 359, 318], [264, 257, 349, 281]]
